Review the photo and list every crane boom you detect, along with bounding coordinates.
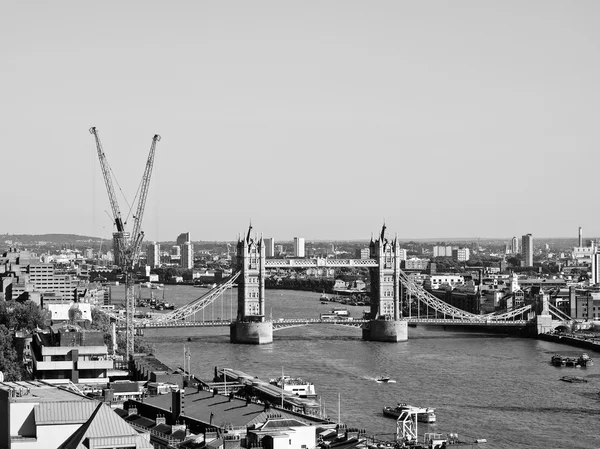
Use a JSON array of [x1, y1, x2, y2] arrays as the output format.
[[89, 127, 125, 232], [90, 126, 160, 362], [129, 134, 161, 268]]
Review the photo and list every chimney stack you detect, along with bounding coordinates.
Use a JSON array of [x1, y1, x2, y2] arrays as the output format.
[[579, 227, 583, 247]]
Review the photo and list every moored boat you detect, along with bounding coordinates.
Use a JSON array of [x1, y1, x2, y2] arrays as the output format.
[[269, 375, 317, 398], [561, 376, 588, 383], [383, 403, 436, 423], [578, 353, 593, 367]]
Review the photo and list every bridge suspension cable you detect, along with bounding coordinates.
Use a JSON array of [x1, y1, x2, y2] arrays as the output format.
[[141, 272, 241, 325]]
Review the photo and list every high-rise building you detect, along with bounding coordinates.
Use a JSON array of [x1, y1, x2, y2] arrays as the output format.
[[591, 253, 600, 285], [264, 238, 275, 258], [356, 248, 370, 259], [171, 245, 181, 257], [452, 247, 470, 262], [433, 245, 452, 257], [176, 232, 190, 246], [181, 241, 194, 269], [293, 237, 305, 258], [146, 242, 160, 268], [511, 236, 519, 254], [522, 234, 533, 267]]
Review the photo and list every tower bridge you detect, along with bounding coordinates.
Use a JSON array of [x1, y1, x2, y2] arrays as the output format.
[[111, 224, 569, 343]]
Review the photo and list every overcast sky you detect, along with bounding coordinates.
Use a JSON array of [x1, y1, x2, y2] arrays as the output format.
[[2, 1, 599, 242]]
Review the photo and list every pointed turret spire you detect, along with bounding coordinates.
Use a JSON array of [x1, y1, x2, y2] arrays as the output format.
[[246, 221, 253, 244]]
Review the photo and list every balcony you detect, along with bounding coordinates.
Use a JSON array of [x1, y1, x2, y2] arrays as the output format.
[[78, 360, 114, 370], [35, 360, 74, 371]]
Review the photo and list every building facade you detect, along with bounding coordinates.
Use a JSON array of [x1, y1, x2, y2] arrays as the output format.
[[176, 232, 191, 246], [433, 245, 453, 257], [264, 238, 275, 258], [293, 237, 305, 258], [181, 242, 194, 269], [522, 233, 533, 267], [452, 247, 470, 262], [147, 241, 160, 268], [511, 236, 519, 254]]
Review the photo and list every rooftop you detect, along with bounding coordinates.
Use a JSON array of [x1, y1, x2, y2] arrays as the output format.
[[0, 380, 89, 402]]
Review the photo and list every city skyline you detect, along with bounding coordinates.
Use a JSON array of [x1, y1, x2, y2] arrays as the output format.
[[3, 2, 600, 241]]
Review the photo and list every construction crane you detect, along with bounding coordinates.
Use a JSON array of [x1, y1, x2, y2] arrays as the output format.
[[89, 126, 160, 361]]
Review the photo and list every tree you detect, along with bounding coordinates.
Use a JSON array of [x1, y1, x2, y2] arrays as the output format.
[[0, 325, 21, 381], [0, 301, 49, 332]]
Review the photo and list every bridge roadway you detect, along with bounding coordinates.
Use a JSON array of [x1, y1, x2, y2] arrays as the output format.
[[122, 317, 530, 330]]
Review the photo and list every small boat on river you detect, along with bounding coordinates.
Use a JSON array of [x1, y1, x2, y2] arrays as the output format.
[[561, 376, 588, 383], [376, 375, 396, 383]]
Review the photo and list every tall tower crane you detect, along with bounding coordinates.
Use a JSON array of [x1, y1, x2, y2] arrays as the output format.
[[90, 127, 160, 361]]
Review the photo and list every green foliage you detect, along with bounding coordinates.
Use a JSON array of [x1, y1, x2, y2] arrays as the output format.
[[152, 267, 192, 283], [90, 308, 113, 351], [0, 301, 49, 332], [265, 276, 335, 292], [0, 325, 21, 381], [115, 334, 155, 356]]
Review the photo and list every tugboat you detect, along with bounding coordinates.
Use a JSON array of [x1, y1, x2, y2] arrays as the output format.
[[551, 354, 565, 366]]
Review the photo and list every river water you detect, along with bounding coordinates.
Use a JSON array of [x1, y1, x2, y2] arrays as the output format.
[[112, 285, 600, 448]]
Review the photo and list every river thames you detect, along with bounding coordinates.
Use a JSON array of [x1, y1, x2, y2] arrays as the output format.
[[113, 285, 600, 448]]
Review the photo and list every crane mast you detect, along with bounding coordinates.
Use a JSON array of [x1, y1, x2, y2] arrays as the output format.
[[90, 127, 160, 362]]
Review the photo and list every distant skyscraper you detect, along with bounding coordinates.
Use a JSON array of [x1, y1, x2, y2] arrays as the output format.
[[264, 238, 274, 258], [176, 232, 190, 246], [147, 241, 160, 268], [522, 234, 533, 267], [433, 245, 452, 257], [294, 237, 305, 258], [592, 253, 600, 285], [452, 247, 470, 262], [181, 241, 194, 269], [511, 236, 519, 254]]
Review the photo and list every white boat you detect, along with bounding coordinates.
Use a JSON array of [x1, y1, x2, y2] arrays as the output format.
[[269, 375, 317, 398], [383, 403, 436, 423]]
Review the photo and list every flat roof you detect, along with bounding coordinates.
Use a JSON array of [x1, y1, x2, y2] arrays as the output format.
[[138, 387, 328, 429], [0, 380, 90, 402]]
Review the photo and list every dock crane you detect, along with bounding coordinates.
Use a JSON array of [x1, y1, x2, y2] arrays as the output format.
[[89, 126, 160, 361]]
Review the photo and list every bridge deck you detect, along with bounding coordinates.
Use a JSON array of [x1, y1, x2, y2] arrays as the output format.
[[122, 317, 532, 329]]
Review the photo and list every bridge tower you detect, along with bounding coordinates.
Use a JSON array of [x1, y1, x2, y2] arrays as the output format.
[[230, 225, 273, 344], [362, 224, 408, 342]]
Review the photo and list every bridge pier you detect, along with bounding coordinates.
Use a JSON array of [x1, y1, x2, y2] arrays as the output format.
[[230, 321, 273, 344], [363, 318, 408, 342]]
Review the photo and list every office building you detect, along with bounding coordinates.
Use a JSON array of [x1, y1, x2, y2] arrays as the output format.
[[176, 232, 190, 246], [452, 247, 470, 262], [264, 238, 275, 258], [433, 245, 453, 257], [181, 241, 194, 269], [356, 248, 370, 259], [522, 234, 533, 267], [294, 237, 305, 258], [31, 327, 113, 385], [511, 236, 519, 254], [147, 241, 160, 268], [592, 253, 600, 285]]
